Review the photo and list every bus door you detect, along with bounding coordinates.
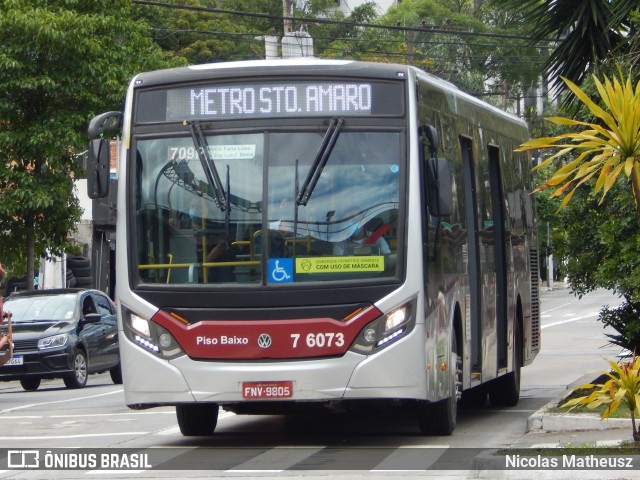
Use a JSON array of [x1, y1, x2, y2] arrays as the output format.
[[488, 145, 508, 369], [460, 138, 507, 381]]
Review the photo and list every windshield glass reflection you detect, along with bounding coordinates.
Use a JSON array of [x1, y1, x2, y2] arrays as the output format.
[[135, 130, 401, 286]]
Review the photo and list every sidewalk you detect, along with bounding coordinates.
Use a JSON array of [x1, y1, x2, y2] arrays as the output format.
[[518, 372, 631, 448], [470, 284, 638, 479], [472, 386, 636, 479], [518, 281, 630, 448]]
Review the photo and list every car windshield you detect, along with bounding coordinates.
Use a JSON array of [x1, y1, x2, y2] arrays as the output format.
[[134, 129, 402, 286], [4, 295, 77, 323]]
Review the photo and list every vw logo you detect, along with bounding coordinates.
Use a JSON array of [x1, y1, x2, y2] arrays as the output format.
[[257, 333, 272, 349]]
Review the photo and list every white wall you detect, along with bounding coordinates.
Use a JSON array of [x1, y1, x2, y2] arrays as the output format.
[[76, 179, 92, 221]]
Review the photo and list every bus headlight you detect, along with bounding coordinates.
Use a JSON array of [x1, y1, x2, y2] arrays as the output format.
[[350, 300, 416, 354], [123, 308, 184, 360]]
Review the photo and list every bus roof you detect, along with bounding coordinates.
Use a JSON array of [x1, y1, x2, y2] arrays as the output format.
[[131, 58, 526, 129], [132, 59, 411, 88]]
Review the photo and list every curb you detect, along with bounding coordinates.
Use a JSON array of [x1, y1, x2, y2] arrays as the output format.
[[526, 372, 630, 434]]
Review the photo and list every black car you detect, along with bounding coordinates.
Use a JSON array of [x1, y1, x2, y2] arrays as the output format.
[[0, 289, 121, 391]]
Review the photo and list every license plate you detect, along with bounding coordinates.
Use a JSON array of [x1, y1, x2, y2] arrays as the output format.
[[242, 381, 293, 399], [3, 355, 23, 366]]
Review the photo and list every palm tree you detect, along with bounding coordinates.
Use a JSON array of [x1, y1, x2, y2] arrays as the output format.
[[490, 0, 639, 102]]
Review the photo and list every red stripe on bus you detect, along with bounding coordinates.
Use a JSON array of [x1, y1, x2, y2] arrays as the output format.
[[150, 305, 382, 360]]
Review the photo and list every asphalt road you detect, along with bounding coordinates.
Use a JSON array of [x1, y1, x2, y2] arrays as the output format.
[[0, 287, 626, 479]]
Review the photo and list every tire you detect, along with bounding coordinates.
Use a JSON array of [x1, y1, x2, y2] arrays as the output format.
[[74, 275, 93, 287], [64, 350, 88, 389], [70, 266, 93, 277], [489, 323, 522, 407], [67, 256, 91, 269], [176, 404, 219, 436], [417, 335, 462, 435], [20, 377, 41, 391], [460, 385, 488, 407], [109, 364, 123, 384]]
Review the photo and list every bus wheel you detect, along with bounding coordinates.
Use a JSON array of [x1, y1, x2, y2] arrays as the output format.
[[417, 337, 461, 435], [176, 404, 219, 436], [489, 324, 521, 407], [460, 385, 487, 407]]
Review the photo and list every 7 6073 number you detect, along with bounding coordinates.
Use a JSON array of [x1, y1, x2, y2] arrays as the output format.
[[290, 332, 345, 348]]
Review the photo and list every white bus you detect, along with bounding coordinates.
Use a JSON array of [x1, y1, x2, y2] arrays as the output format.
[[87, 59, 540, 436]]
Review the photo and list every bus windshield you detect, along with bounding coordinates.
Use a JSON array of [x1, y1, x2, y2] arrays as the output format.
[[134, 128, 401, 286]]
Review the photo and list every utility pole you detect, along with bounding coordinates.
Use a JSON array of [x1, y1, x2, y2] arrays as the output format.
[[283, 0, 294, 34]]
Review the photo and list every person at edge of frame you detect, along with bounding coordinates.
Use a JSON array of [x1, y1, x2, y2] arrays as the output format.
[[0, 263, 13, 367]]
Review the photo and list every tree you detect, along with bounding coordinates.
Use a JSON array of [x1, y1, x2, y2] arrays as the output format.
[[371, 0, 547, 107], [0, 0, 181, 289], [490, 0, 640, 103], [133, 0, 284, 63], [133, 0, 378, 63], [544, 180, 640, 352], [308, 1, 380, 61], [552, 182, 640, 299]]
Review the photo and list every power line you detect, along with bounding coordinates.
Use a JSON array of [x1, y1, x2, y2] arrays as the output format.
[[132, 0, 554, 44], [149, 26, 551, 51], [147, 29, 547, 67], [147, 29, 547, 68]]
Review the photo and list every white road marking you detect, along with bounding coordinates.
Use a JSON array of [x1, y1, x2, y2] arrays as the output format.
[[0, 389, 124, 414], [541, 312, 600, 329], [0, 432, 148, 440]]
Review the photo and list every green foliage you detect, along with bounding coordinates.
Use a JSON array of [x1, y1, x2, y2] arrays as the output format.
[[561, 355, 640, 441], [520, 70, 640, 209], [0, 0, 179, 285], [599, 302, 640, 353], [489, 0, 640, 105], [551, 182, 640, 301], [376, 0, 546, 105], [133, 0, 282, 63], [545, 178, 640, 352], [311, 2, 380, 60]]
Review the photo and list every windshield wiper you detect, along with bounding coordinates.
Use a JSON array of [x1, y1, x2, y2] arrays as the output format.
[[295, 117, 344, 206], [186, 121, 227, 211]]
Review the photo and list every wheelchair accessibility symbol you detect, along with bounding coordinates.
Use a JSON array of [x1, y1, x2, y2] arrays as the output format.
[[268, 258, 293, 283]]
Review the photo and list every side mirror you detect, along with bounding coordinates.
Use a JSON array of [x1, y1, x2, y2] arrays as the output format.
[[426, 157, 454, 217], [87, 138, 110, 199], [422, 125, 439, 156], [82, 313, 102, 324], [86, 111, 121, 200], [88, 111, 122, 140]]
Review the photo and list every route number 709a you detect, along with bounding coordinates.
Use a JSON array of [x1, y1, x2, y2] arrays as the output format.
[[290, 332, 345, 348]]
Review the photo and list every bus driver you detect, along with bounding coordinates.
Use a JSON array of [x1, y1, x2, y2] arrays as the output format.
[[332, 216, 391, 256]]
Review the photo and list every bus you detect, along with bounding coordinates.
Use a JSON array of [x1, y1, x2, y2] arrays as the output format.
[[86, 59, 540, 436]]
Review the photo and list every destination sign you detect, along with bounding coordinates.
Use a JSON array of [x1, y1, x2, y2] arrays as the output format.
[[136, 80, 403, 122]]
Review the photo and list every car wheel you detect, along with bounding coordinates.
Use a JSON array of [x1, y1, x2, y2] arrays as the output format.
[[64, 350, 88, 389], [20, 377, 41, 391], [109, 364, 123, 384]]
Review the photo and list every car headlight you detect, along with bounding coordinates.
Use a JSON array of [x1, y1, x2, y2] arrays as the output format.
[[122, 307, 184, 360], [350, 299, 416, 354], [38, 333, 69, 350]]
